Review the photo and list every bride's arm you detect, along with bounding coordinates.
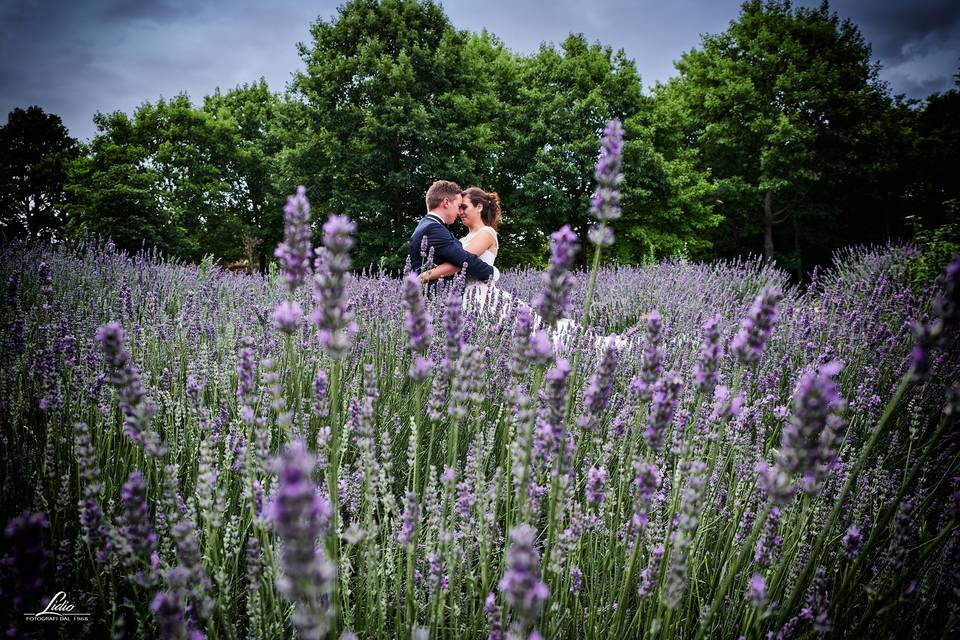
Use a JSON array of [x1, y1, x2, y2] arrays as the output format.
[[420, 233, 495, 281]]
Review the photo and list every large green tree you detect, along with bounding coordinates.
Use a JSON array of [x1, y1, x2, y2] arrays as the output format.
[[0, 106, 79, 241], [66, 110, 188, 256], [658, 0, 896, 272], [69, 88, 286, 263], [203, 80, 288, 270], [507, 34, 648, 265], [291, 0, 475, 270]]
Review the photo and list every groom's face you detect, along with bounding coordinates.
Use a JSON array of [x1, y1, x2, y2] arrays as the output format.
[[439, 194, 462, 225]]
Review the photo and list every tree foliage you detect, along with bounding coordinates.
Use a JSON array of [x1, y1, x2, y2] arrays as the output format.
[[4, 0, 957, 277], [0, 106, 79, 241], [658, 0, 898, 272]]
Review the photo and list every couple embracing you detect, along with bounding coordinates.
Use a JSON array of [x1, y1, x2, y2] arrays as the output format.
[[407, 179, 638, 349], [407, 180, 501, 298]]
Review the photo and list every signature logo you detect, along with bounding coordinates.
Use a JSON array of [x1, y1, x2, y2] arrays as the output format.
[[24, 591, 91, 623]]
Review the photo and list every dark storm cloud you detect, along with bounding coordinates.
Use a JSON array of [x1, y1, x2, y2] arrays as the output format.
[[1, 0, 957, 142], [813, 0, 960, 97]]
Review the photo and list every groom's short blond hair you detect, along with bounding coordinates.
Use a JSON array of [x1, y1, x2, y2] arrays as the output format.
[[426, 180, 461, 210]]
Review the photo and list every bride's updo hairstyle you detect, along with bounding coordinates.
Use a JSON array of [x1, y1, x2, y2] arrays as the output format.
[[464, 187, 502, 229]]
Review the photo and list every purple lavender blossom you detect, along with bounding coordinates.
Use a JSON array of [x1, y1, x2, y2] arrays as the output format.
[[408, 355, 433, 382], [121, 471, 156, 558], [586, 465, 607, 506], [754, 507, 783, 566], [273, 299, 304, 335], [120, 470, 158, 587], [643, 374, 682, 452], [402, 272, 433, 355], [236, 337, 257, 403], [312, 214, 358, 359], [169, 517, 213, 624], [445, 270, 466, 361], [632, 459, 662, 531], [275, 186, 313, 291], [398, 491, 420, 547], [761, 360, 846, 502], [663, 461, 707, 609], [569, 566, 584, 594], [731, 288, 782, 365], [590, 118, 624, 223], [577, 342, 618, 433], [710, 385, 744, 422], [842, 524, 863, 559], [587, 225, 615, 247], [533, 225, 579, 327], [524, 328, 554, 366], [450, 345, 485, 418], [95, 321, 165, 456], [268, 440, 336, 640], [746, 573, 768, 607], [500, 524, 548, 635], [509, 306, 535, 378], [312, 368, 329, 418], [150, 591, 189, 640], [638, 544, 665, 599], [693, 314, 723, 394], [485, 592, 503, 640], [637, 311, 664, 402], [75, 423, 107, 558], [534, 358, 571, 464]]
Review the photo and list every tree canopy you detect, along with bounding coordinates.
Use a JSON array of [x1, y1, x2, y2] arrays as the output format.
[[0, 106, 79, 241], [2, 0, 955, 277]]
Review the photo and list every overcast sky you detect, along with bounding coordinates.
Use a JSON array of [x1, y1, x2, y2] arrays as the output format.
[[2, 0, 958, 142]]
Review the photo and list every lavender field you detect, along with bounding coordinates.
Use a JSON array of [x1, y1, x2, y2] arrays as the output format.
[[1, 125, 958, 638]]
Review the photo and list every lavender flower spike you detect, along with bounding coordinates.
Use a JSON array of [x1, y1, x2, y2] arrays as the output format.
[[693, 314, 723, 395], [643, 374, 682, 452], [731, 288, 782, 365], [577, 342, 619, 433], [275, 186, 313, 292], [402, 272, 433, 353], [312, 214, 358, 359], [500, 524, 548, 636], [269, 440, 336, 640], [96, 321, 166, 457], [533, 225, 579, 328], [484, 592, 503, 640], [590, 118, 625, 223], [760, 360, 846, 503]]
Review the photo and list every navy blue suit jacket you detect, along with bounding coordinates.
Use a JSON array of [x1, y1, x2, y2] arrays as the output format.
[[408, 213, 495, 282]]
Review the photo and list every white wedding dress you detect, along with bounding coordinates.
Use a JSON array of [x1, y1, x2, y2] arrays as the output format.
[[458, 227, 627, 351]]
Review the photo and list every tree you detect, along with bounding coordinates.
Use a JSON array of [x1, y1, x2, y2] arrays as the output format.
[[911, 84, 960, 228], [68, 88, 286, 263], [291, 0, 473, 271], [203, 80, 288, 270], [66, 111, 191, 257], [506, 34, 647, 265], [0, 106, 79, 241], [658, 0, 895, 272]]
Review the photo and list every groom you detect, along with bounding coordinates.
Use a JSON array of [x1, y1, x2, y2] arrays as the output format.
[[408, 180, 497, 290]]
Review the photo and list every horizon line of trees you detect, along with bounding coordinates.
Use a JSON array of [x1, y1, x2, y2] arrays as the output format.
[[1, 0, 958, 278]]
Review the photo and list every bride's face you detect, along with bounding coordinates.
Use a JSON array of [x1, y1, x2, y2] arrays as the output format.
[[459, 197, 483, 226]]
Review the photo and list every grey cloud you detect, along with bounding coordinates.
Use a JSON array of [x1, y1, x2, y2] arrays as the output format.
[[2, 0, 958, 142]]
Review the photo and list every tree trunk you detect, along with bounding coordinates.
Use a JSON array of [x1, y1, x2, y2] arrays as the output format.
[[763, 189, 775, 260]]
